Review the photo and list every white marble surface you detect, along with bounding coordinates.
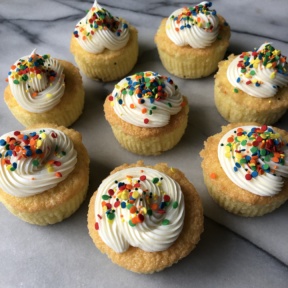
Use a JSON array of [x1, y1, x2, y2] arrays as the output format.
[[1, 0, 288, 287]]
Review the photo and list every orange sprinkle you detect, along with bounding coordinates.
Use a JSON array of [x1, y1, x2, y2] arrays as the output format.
[[210, 173, 217, 179], [130, 103, 135, 109], [141, 108, 147, 114], [55, 172, 62, 178], [32, 92, 38, 97], [227, 136, 234, 143], [151, 203, 158, 211], [271, 157, 279, 163], [129, 206, 137, 214]]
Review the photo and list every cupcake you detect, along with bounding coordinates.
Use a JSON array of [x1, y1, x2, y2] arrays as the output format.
[[87, 161, 204, 273], [154, 1, 230, 79], [104, 71, 189, 155], [70, 0, 138, 82], [4, 49, 85, 127], [0, 124, 90, 225], [200, 123, 288, 217], [214, 43, 288, 124]]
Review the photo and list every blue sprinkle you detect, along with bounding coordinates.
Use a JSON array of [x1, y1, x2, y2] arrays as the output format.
[[235, 162, 241, 168], [0, 139, 6, 146], [251, 171, 258, 178], [121, 202, 126, 209]]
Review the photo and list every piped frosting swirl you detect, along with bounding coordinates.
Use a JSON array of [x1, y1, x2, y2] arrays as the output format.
[[166, 1, 219, 48], [73, 0, 130, 54], [227, 43, 288, 98], [109, 71, 185, 128], [7, 49, 65, 113], [94, 166, 185, 253], [218, 125, 288, 196], [0, 128, 77, 197]]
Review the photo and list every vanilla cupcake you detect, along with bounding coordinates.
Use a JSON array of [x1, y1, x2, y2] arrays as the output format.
[[215, 43, 288, 124], [200, 123, 288, 217], [104, 71, 189, 155], [87, 161, 204, 273], [154, 1, 230, 79], [70, 0, 138, 82], [4, 50, 85, 127], [0, 124, 89, 225]]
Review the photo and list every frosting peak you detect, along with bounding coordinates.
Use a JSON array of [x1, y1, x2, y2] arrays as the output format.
[[0, 128, 77, 197], [166, 1, 219, 48], [73, 0, 130, 54], [7, 50, 65, 113], [218, 125, 288, 196], [110, 71, 185, 128], [94, 166, 185, 253], [227, 43, 288, 98]]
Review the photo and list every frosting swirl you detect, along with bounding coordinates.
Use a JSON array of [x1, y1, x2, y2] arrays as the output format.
[[218, 125, 288, 196], [94, 166, 185, 253], [166, 1, 219, 48], [227, 43, 288, 98], [73, 0, 130, 54], [0, 128, 77, 197], [109, 71, 185, 128], [7, 50, 65, 113]]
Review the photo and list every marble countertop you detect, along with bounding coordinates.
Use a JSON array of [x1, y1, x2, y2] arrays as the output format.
[[1, 0, 288, 287]]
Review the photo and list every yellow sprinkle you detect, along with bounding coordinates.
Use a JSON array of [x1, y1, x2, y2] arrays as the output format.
[[40, 132, 47, 139], [46, 93, 52, 98], [37, 74, 42, 80], [270, 72, 276, 79], [36, 139, 42, 148], [47, 166, 54, 173]]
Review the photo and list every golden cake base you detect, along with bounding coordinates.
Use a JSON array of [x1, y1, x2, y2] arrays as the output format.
[[87, 161, 204, 274], [70, 26, 138, 82], [4, 60, 85, 128], [200, 122, 288, 217], [104, 96, 189, 155], [214, 55, 288, 125], [154, 15, 230, 79], [0, 124, 90, 225]]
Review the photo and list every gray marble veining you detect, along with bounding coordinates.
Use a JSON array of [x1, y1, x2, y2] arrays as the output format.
[[0, 1, 288, 287]]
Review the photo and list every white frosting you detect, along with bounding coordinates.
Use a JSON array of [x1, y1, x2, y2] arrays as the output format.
[[218, 125, 288, 196], [0, 128, 77, 197], [8, 50, 65, 113], [227, 43, 288, 98], [94, 166, 185, 253], [111, 71, 184, 128], [73, 0, 130, 54], [166, 2, 219, 48]]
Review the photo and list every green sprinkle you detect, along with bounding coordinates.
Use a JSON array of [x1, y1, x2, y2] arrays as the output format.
[[161, 219, 170, 225], [152, 177, 159, 184], [102, 195, 110, 200], [172, 201, 179, 209]]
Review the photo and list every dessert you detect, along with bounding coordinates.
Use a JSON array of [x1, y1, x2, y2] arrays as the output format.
[[214, 43, 288, 124], [70, 0, 138, 82], [154, 1, 230, 79], [87, 161, 204, 273], [104, 71, 189, 155], [0, 124, 90, 225], [4, 49, 85, 127], [200, 123, 288, 216]]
